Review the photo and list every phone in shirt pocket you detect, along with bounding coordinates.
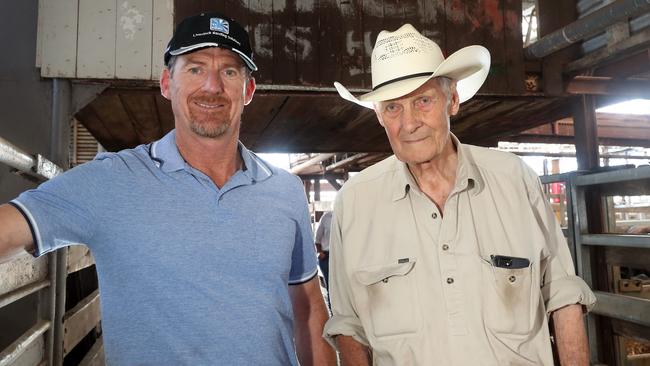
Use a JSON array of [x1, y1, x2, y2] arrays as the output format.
[[355, 258, 418, 338], [481, 254, 535, 336]]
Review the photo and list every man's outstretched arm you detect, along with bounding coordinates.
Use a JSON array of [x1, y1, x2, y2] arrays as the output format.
[[290, 276, 337, 366], [0, 203, 34, 263]]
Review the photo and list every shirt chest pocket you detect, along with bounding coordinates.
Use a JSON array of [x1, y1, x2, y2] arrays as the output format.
[[355, 259, 418, 338], [481, 260, 536, 336]]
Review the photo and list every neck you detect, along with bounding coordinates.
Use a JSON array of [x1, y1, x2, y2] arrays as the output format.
[[175, 128, 242, 188], [407, 137, 458, 211]]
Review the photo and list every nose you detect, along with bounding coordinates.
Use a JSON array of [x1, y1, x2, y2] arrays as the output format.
[[401, 106, 422, 134], [202, 70, 224, 94]]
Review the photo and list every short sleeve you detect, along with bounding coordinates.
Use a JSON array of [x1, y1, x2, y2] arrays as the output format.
[[523, 165, 596, 313], [288, 176, 318, 284], [11, 156, 115, 257], [323, 191, 369, 348]]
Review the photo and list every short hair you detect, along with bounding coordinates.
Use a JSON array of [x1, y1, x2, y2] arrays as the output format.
[[433, 76, 454, 105]]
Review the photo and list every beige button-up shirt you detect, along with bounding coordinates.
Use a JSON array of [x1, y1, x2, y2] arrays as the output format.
[[323, 137, 596, 365]]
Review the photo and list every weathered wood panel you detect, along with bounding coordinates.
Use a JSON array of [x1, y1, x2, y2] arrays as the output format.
[[116, 0, 153, 79], [152, 0, 174, 79], [39, 0, 79, 77], [78, 338, 105, 366], [77, 0, 116, 78], [0, 253, 48, 298], [0, 321, 48, 366], [67, 245, 96, 275], [174, 0, 523, 94], [63, 290, 101, 356]]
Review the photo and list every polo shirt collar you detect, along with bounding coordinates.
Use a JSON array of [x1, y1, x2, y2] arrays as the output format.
[[392, 133, 484, 201], [150, 130, 273, 183]]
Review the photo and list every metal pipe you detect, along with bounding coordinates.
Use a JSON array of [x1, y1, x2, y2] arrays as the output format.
[[290, 154, 335, 174], [0, 135, 36, 173], [525, 0, 650, 59]]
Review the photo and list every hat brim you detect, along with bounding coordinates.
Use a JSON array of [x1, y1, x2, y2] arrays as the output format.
[[169, 42, 258, 71], [336, 45, 490, 109]]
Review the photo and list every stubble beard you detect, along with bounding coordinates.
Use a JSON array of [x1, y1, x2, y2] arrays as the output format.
[[188, 96, 232, 138]]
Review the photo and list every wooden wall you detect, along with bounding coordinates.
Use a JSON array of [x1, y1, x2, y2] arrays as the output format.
[[37, 0, 173, 80], [175, 0, 525, 94]]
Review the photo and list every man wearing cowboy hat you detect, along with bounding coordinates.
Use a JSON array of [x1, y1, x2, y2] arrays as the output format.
[[323, 24, 596, 365]]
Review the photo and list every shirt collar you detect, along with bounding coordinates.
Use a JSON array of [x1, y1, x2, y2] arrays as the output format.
[[391, 132, 485, 201], [150, 130, 273, 182]]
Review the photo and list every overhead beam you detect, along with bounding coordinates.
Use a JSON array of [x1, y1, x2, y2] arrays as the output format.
[[567, 29, 650, 73], [325, 153, 369, 172], [290, 153, 335, 175], [525, 0, 650, 59], [566, 77, 650, 98]]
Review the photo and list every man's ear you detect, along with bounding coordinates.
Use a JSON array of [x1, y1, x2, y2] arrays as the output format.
[[448, 82, 460, 116], [243, 76, 256, 106], [160, 68, 171, 100]]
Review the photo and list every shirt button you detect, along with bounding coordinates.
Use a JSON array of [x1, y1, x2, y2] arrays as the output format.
[[446, 277, 454, 284], [442, 244, 449, 251], [431, 212, 438, 219], [509, 275, 516, 283]]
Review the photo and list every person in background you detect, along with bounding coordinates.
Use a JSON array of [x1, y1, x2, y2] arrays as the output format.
[[323, 24, 596, 366], [315, 210, 333, 288], [0, 12, 335, 366]]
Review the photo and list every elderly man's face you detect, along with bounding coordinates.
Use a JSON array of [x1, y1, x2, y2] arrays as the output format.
[[374, 78, 460, 165], [160, 47, 256, 140]]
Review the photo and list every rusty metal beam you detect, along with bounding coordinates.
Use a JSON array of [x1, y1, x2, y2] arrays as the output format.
[[325, 153, 369, 172], [566, 76, 650, 97], [290, 153, 335, 175], [526, 0, 650, 59]]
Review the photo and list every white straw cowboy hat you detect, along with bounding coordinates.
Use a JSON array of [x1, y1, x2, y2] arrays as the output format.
[[334, 24, 491, 109]]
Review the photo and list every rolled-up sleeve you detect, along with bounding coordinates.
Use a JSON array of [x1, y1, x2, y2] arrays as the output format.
[[525, 167, 596, 314], [322, 192, 369, 348]]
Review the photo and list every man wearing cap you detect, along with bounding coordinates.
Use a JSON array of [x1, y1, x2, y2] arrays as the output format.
[[0, 13, 335, 365], [323, 24, 596, 365]]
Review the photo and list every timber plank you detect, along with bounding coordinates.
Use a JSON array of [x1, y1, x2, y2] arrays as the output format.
[[63, 290, 101, 356], [77, 0, 116, 78]]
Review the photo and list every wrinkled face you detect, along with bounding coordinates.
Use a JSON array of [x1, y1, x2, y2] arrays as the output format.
[[160, 47, 256, 139], [374, 78, 459, 164]]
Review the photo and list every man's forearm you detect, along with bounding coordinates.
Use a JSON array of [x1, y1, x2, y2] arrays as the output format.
[[552, 304, 589, 366], [337, 335, 372, 366], [291, 277, 337, 366]]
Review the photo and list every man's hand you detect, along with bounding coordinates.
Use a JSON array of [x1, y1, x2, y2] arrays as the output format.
[[337, 335, 372, 366], [0, 204, 34, 263], [552, 304, 589, 366], [289, 276, 337, 366]]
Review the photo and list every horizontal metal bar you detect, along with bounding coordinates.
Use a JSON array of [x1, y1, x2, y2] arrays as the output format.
[[256, 84, 370, 93], [592, 291, 650, 327], [0, 320, 50, 366], [63, 290, 101, 356], [573, 166, 650, 186], [0, 280, 49, 309], [0, 135, 63, 180], [0, 135, 35, 172], [540, 172, 576, 184], [582, 234, 650, 249]]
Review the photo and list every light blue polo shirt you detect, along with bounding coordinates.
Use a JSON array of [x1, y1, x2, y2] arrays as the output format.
[[12, 130, 318, 365]]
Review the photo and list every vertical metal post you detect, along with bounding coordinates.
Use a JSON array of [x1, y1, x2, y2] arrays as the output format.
[[51, 79, 72, 366], [314, 179, 321, 202], [572, 95, 599, 171]]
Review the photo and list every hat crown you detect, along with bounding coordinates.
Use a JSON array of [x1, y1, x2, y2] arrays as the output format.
[[371, 24, 444, 89]]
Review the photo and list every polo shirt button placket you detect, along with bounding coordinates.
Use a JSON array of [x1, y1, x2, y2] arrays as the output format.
[[442, 243, 449, 251], [431, 212, 438, 219], [446, 277, 454, 284]]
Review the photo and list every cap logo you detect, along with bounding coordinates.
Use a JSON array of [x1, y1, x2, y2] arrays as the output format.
[[210, 18, 229, 34]]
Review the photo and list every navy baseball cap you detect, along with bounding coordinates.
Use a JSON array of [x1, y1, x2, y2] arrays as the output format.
[[164, 12, 257, 71]]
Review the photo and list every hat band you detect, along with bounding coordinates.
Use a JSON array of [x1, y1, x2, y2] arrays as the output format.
[[372, 72, 433, 91]]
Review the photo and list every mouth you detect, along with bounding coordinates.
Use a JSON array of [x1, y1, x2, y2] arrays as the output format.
[[193, 101, 226, 110], [402, 136, 428, 143]]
